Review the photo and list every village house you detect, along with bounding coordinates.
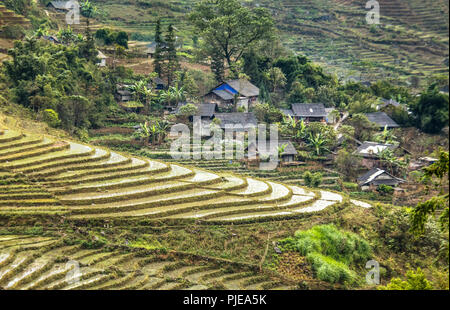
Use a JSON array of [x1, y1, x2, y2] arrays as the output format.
[[150, 77, 167, 91], [203, 79, 260, 111], [377, 98, 402, 111], [213, 112, 258, 132], [97, 51, 107, 67], [174, 103, 217, 121], [246, 140, 298, 164], [354, 141, 400, 169], [146, 42, 168, 58], [365, 112, 400, 129], [46, 1, 71, 12], [281, 103, 328, 123], [357, 168, 405, 191], [409, 156, 439, 170], [115, 84, 132, 103]]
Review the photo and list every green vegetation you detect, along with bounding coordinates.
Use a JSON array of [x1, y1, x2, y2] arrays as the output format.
[[379, 268, 433, 290], [278, 224, 371, 284]]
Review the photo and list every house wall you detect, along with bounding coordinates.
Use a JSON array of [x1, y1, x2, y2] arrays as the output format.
[[204, 93, 234, 111]]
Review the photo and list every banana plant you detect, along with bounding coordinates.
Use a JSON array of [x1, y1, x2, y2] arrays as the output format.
[[308, 132, 328, 156], [374, 125, 397, 144]]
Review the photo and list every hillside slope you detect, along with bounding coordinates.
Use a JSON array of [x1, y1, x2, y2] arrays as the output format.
[[82, 0, 448, 85], [0, 121, 369, 223]]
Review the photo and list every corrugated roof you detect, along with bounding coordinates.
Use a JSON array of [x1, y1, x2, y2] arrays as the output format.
[[355, 141, 398, 158], [97, 51, 107, 59], [291, 103, 327, 117], [365, 112, 400, 128], [48, 1, 71, 10], [225, 79, 260, 97], [357, 168, 404, 186]]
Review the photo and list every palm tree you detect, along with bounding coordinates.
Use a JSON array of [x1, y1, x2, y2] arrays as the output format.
[[308, 132, 328, 156]]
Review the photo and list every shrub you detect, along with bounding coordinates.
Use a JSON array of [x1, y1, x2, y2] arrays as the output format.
[[0, 25, 24, 39], [378, 268, 433, 290], [40, 109, 61, 128], [343, 182, 358, 191], [304, 171, 322, 187], [278, 224, 372, 284], [307, 252, 355, 284], [377, 184, 394, 195]]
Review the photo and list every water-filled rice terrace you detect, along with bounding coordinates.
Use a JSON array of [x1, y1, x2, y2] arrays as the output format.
[[0, 127, 374, 290], [0, 127, 370, 222]]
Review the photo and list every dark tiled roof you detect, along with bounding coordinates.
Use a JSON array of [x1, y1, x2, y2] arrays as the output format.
[[212, 90, 234, 101], [174, 103, 216, 117], [214, 113, 257, 129], [226, 79, 260, 97], [280, 109, 294, 117], [48, 1, 70, 10], [355, 141, 399, 158], [198, 104, 217, 117], [291, 104, 327, 117], [365, 112, 400, 128], [357, 168, 404, 186]]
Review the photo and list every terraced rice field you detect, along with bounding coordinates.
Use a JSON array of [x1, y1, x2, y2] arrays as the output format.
[[0, 235, 293, 290], [0, 127, 371, 223]]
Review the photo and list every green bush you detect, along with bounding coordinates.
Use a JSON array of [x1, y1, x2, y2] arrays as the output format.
[[303, 171, 323, 187], [0, 25, 24, 39], [41, 109, 61, 128], [278, 224, 372, 284], [307, 253, 355, 284], [377, 184, 394, 195], [343, 182, 358, 190], [378, 268, 433, 290]]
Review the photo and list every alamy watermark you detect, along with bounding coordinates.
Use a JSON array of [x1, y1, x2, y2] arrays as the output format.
[[365, 259, 380, 285], [65, 0, 80, 25], [65, 260, 82, 285], [366, 0, 380, 24], [170, 117, 280, 170]]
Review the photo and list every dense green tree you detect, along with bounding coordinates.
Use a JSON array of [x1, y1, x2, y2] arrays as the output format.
[[153, 19, 164, 77], [348, 113, 378, 141], [164, 24, 179, 86], [210, 48, 225, 83], [410, 85, 449, 134], [410, 150, 449, 236], [189, 0, 274, 76]]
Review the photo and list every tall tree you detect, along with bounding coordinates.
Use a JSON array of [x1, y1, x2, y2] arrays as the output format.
[[164, 24, 179, 86], [153, 19, 164, 76], [189, 0, 274, 76], [410, 84, 449, 134], [210, 49, 225, 83]]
